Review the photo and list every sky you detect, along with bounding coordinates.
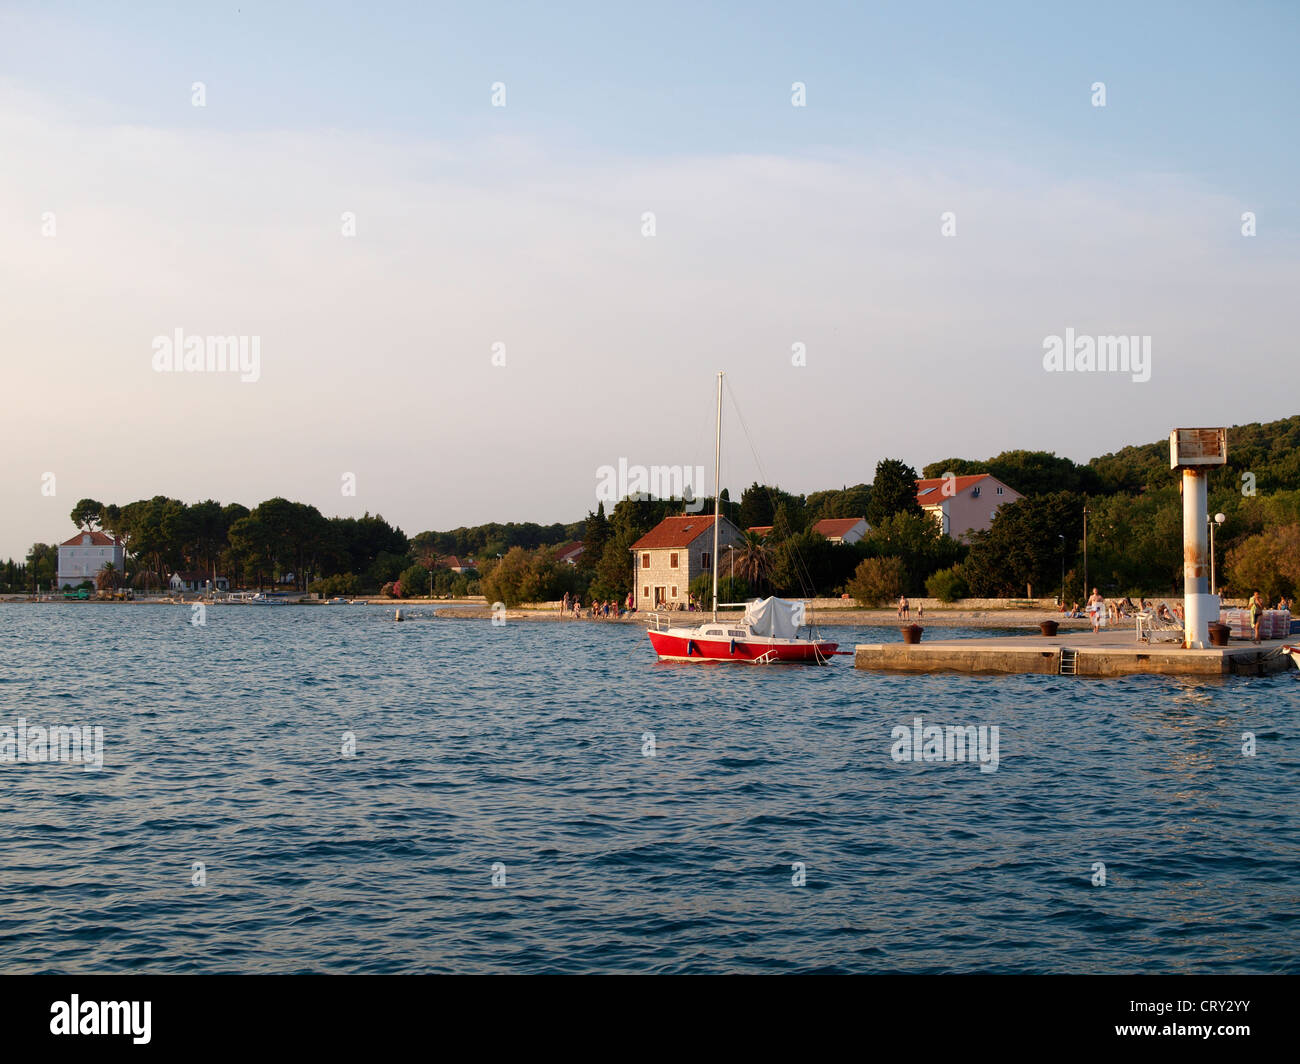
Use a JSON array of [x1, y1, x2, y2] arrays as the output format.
[[1, 0, 1298, 559]]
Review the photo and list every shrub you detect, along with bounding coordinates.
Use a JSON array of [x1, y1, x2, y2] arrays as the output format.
[[925, 564, 968, 603], [1225, 524, 1300, 604], [398, 564, 431, 599], [848, 557, 905, 607], [309, 573, 362, 597], [688, 573, 752, 606]]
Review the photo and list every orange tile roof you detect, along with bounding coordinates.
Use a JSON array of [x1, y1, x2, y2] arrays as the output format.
[[812, 517, 866, 538], [60, 530, 122, 547], [914, 474, 991, 504], [631, 516, 727, 550]]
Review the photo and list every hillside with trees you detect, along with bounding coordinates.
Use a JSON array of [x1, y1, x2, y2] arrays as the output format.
[[5, 416, 1296, 604]]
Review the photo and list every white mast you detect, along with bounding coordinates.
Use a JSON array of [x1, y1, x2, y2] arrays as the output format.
[[712, 370, 723, 622]]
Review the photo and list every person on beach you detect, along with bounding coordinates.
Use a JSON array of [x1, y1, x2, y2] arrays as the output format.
[[573, 597, 581, 619], [1086, 588, 1103, 633], [898, 595, 909, 621], [625, 592, 634, 614], [562, 591, 570, 617], [1250, 591, 1264, 643], [917, 602, 924, 620]]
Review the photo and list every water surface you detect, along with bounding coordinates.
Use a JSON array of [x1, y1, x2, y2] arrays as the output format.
[[0, 604, 1295, 973]]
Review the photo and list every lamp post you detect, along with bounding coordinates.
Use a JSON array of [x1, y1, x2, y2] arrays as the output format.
[[1082, 505, 1090, 601], [1058, 534, 1066, 606], [1210, 512, 1225, 595]]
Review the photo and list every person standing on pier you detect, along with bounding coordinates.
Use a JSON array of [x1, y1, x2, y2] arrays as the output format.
[[1087, 588, 1105, 633], [1250, 591, 1264, 643]]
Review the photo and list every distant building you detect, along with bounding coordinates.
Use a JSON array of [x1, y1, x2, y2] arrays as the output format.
[[630, 515, 744, 610], [914, 474, 1022, 540], [746, 525, 774, 538], [811, 517, 868, 544], [57, 530, 125, 588], [553, 542, 585, 566], [435, 555, 475, 573], [169, 571, 230, 592]]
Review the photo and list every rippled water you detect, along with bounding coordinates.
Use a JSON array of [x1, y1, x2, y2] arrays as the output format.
[[0, 603, 1296, 973]]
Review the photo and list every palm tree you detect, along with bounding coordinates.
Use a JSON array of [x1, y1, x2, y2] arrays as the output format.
[[95, 561, 123, 591], [733, 532, 771, 592]]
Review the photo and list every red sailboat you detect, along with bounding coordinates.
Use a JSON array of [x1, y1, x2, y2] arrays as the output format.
[[643, 372, 839, 665], [647, 597, 839, 663]]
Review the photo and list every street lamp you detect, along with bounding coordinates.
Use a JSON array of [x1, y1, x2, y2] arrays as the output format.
[[1082, 505, 1090, 601], [1210, 512, 1225, 595], [1058, 534, 1066, 607]]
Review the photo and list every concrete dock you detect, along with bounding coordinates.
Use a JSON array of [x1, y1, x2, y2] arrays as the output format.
[[854, 630, 1296, 677]]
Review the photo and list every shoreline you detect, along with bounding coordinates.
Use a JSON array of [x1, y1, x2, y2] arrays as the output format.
[[2, 597, 1224, 634], [430, 605, 1105, 630]]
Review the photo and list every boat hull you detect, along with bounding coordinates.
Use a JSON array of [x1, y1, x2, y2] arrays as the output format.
[[647, 629, 838, 664]]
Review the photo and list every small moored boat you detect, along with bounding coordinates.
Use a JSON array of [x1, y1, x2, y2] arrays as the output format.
[[642, 372, 838, 665], [648, 596, 838, 664]]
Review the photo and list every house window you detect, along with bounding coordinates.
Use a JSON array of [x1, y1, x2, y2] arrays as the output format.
[[701, 553, 711, 570], [971, 486, 980, 497], [670, 553, 678, 568], [641, 553, 650, 569], [996, 486, 1004, 495], [643, 586, 649, 599], [671, 586, 678, 598]]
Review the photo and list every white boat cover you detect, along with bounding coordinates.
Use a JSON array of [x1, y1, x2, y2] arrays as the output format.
[[743, 597, 803, 639]]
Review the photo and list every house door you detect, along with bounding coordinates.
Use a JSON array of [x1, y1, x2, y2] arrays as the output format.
[[654, 586, 666, 606]]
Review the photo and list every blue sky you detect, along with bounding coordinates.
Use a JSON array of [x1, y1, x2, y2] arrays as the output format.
[[1, 1, 1297, 558], [6, 0, 1295, 201]]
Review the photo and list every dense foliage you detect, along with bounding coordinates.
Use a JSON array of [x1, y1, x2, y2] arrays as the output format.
[[7, 416, 1296, 603]]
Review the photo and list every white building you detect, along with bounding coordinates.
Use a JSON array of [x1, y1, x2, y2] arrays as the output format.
[[914, 474, 1023, 540], [57, 530, 125, 588], [169, 571, 230, 592], [811, 517, 869, 544]]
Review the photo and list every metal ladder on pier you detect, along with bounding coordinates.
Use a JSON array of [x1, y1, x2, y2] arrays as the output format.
[[1059, 648, 1078, 675]]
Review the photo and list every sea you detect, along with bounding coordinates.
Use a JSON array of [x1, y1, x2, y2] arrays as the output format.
[[0, 603, 1296, 974]]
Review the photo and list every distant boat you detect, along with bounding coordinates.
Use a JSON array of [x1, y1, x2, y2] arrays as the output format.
[[644, 372, 838, 665]]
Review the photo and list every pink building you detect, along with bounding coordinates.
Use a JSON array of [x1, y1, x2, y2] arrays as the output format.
[[914, 474, 1022, 540]]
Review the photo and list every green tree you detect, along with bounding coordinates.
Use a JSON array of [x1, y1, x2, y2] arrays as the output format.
[[805, 484, 871, 525], [70, 498, 103, 531], [1225, 525, 1300, 603], [95, 561, 123, 591], [848, 557, 905, 607], [963, 492, 1085, 597], [866, 459, 922, 527], [732, 531, 771, 590], [926, 564, 968, 602], [481, 546, 542, 607], [866, 511, 963, 592], [398, 564, 431, 599], [583, 503, 610, 568], [689, 573, 751, 605], [25, 543, 56, 589]]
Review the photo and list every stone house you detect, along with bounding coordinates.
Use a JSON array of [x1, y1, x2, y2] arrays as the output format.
[[629, 515, 745, 610]]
